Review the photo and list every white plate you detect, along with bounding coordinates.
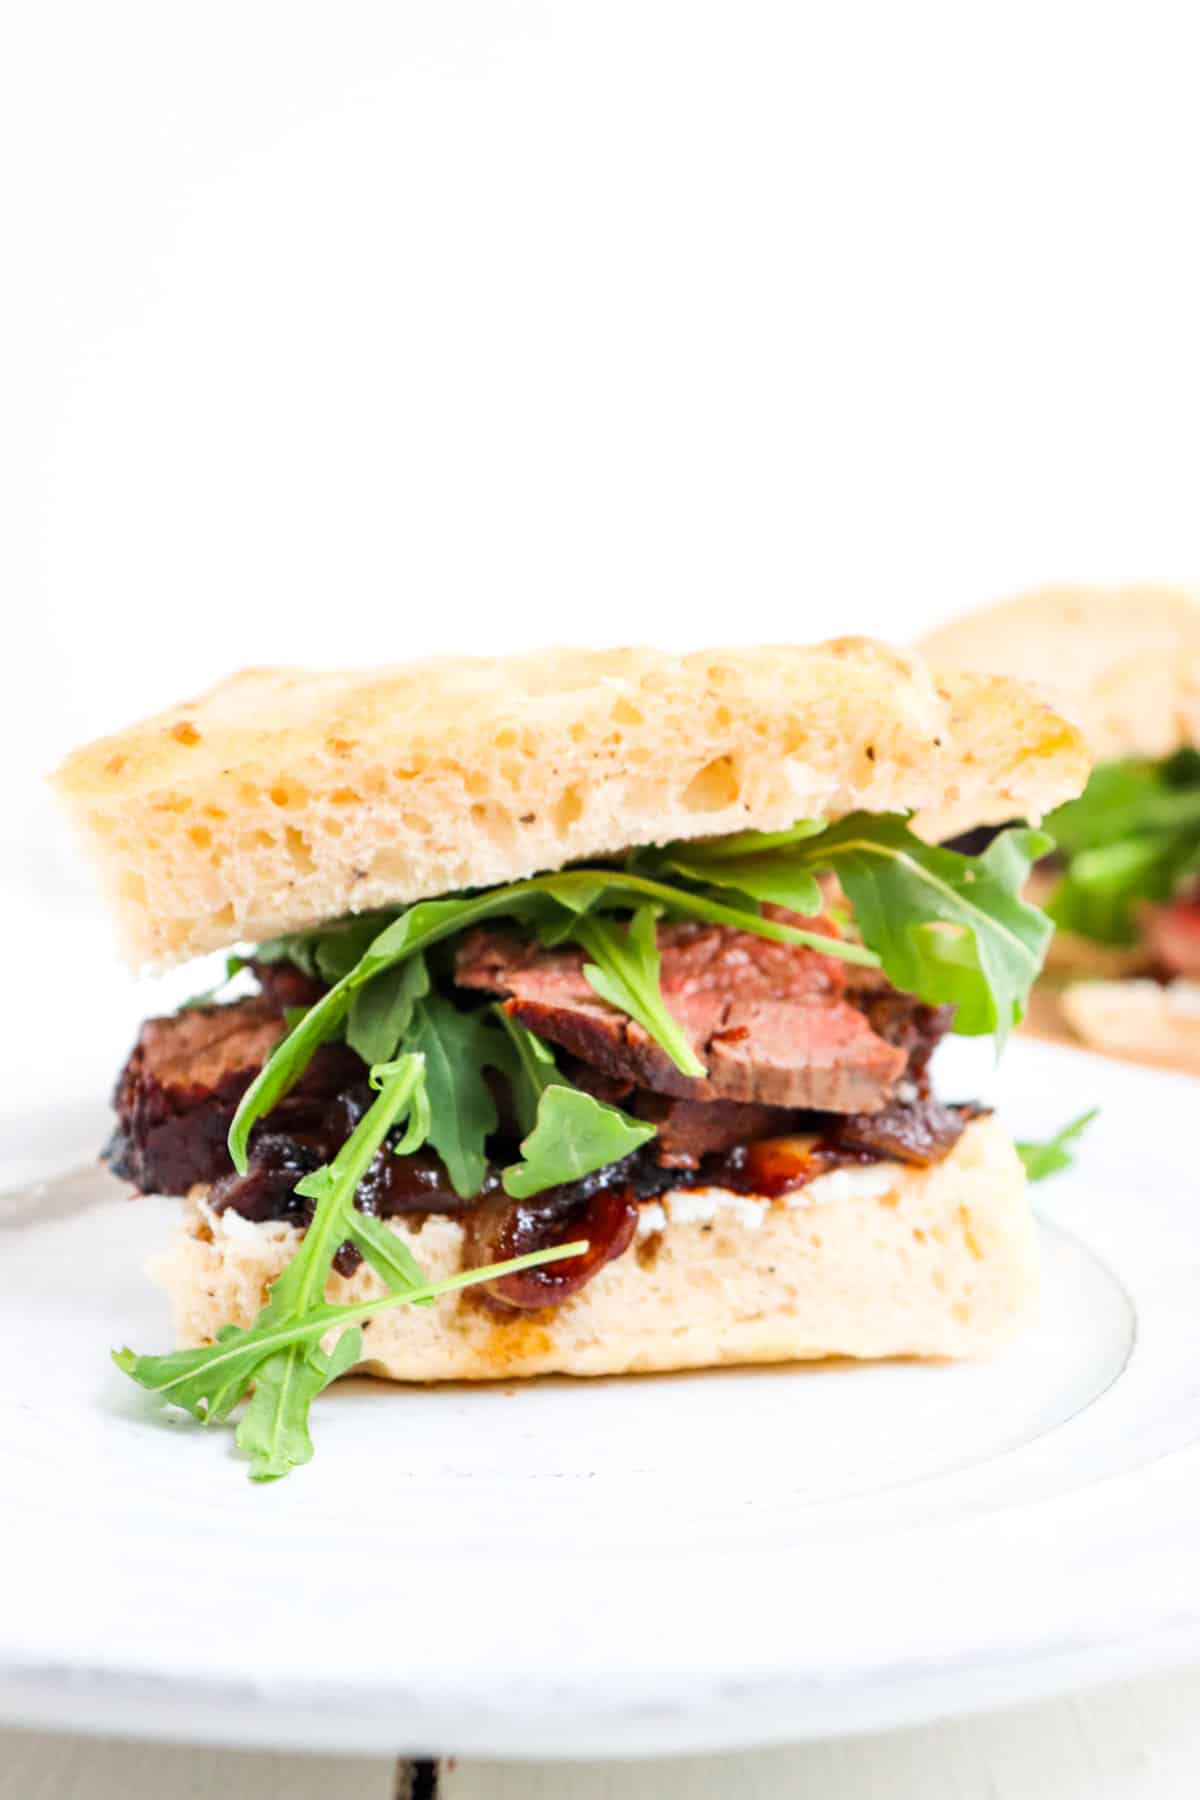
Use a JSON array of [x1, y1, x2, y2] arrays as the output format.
[[2, 1035, 1199, 1758]]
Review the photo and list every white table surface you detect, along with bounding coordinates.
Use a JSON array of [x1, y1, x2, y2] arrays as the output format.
[[7, 1666, 1200, 1796]]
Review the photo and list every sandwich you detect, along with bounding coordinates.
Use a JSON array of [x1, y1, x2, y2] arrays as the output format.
[[52, 639, 1087, 1479], [921, 587, 1200, 1072]]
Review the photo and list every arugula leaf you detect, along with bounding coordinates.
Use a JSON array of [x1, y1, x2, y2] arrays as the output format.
[[572, 906, 705, 1078], [404, 994, 505, 1198], [113, 1240, 588, 1471], [256, 915, 389, 984], [502, 1086, 656, 1199], [645, 826, 827, 914], [1043, 756, 1200, 945], [1046, 837, 1195, 944], [228, 868, 872, 1169], [537, 871, 868, 958], [345, 1211, 428, 1295], [116, 1045, 591, 1479], [251, 1055, 431, 1330], [488, 1009, 660, 1193], [1016, 1108, 1098, 1182], [491, 1007, 560, 1133], [1047, 759, 1200, 855], [657, 819, 828, 860], [656, 813, 1053, 1045], [820, 818, 1053, 1043], [236, 1328, 362, 1482], [229, 980, 354, 1173], [115, 1054, 431, 1481], [346, 953, 430, 1066]]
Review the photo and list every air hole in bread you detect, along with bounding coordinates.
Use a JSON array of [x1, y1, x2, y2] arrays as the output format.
[[470, 803, 517, 853], [958, 1206, 984, 1260], [682, 754, 741, 813], [553, 785, 584, 831], [283, 826, 314, 874]]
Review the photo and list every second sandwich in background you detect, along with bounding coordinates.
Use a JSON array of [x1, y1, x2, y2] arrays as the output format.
[[921, 586, 1200, 1073]]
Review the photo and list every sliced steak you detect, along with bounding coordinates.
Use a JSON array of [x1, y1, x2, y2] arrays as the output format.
[[108, 1000, 287, 1193], [630, 1094, 790, 1168], [845, 970, 954, 1095], [122, 1000, 286, 1094], [706, 998, 907, 1109], [247, 957, 327, 1012], [108, 999, 361, 1194], [1140, 895, 1200, 981], [826, 1097, 974, 1167], [456, 922, 907, 1112]]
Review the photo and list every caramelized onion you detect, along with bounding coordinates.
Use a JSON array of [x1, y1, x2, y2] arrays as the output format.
[[464, 1187, 638, 1311]]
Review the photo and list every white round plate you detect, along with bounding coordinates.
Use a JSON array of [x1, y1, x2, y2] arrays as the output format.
[[1, 1035, 1198, 1758]]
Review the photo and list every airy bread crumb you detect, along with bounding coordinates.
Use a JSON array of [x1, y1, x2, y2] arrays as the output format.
[[1052, 978, 1200, 1074], [920, 585, 1200, 763], [52, 639, 1086, 969], [152, 1116, 1037, 1380]]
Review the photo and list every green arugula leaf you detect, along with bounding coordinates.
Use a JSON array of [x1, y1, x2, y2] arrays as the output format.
[[113, 1239, 588, 1473], [115, 1053, 431, 1467], [229, 980, 354, 1173], [502, 1085, 656, 1199], [345, 1211, 428, 1295], [253, 1054, 431, 1329], [346, 953, 431, 1066], [659, 813, 1052, 1044], [113, 1324, 268, 1425], [405, 994, 504, 1198], [490, 1007, 561, 1133], [1016, 1108, 1098, 1182], [811, 815, 1053, 1045], [571, 906, 705, 1078], [653, 847, 825, 915], [116, 1044, 591, 1480], [653, 819, 828, 860], [1040, 755, 1200, 945], [256, 915, 388, 984], [235, 1328, 363, 1482], [1046, 837, 1194, 944], [537, 871, 867, 957], [1047, 759, 1200, 855], [228, 867, 875, 1168]]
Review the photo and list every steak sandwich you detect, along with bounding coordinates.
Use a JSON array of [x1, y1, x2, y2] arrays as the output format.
[[54, 639, 1087, 1479], [922, 588, 1200, 1073]]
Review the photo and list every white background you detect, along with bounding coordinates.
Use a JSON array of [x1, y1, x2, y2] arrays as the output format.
[[5, 0, 1199, 1229], [7, 3, 1200, 832], [3, 6, 1200, 1785]]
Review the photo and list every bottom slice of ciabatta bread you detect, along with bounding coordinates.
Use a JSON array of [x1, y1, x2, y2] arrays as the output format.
[[151, 1115, 1037, 1382]]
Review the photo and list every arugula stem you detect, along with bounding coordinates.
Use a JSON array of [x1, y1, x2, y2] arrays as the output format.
[[116, 1241, 589, 1403]]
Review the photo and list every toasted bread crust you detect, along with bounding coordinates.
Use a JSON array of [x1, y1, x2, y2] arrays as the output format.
[[52, 640, 1087, 968], [1038, 978, 1200, 1075], [920, 585, 1200, 763], [152, 1116, 1037, 1379]]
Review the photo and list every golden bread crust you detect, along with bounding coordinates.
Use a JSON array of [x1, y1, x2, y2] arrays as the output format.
[[52, 639, 1087, 968], [1040, 978, 1200, 1075], [919, 585, 1200, 763], [152, 1117, 1037, 1380]]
